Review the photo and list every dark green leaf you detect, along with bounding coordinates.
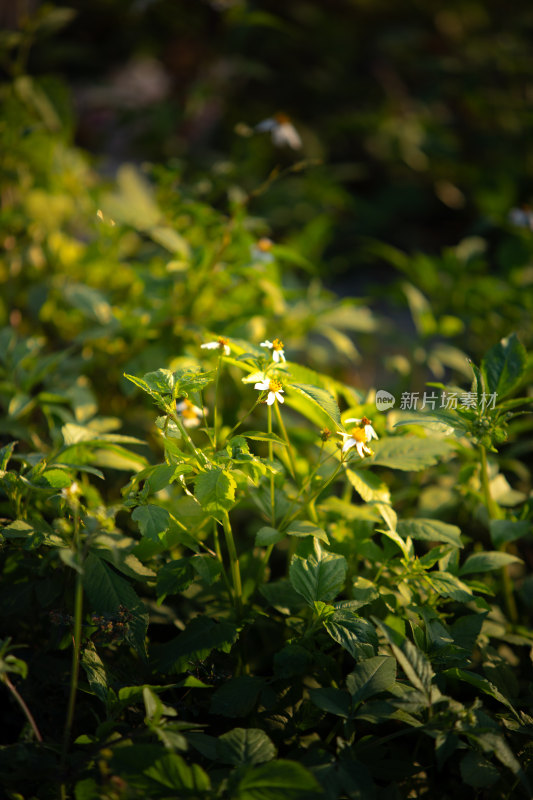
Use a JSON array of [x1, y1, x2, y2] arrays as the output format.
[[460, 752, 500, 788], [153, 616, 238, 674], [235, 760, 322, 800], [481, 333, 527, 399], [323, 610, 378, 660], [346, 656, 397, 704], [489, 519, 531, 547], [397, 518, 463, 548], [289, 552, 347, 605], [369, 437, 453, 471], [210, 676, 265, 718], [286, 520, 329, 543], [309, 687, 352, 718], [217, 728, 276, 766], [132, 504, 170, 541], [460, 551, 522, 575]]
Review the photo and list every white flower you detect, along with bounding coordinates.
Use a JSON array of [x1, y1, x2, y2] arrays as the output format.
[[254, 377, 284, 406], [256, 113, 302, 150], [344, 417, 378, 443], [201, 336, 231, 356], [250, 237, 275, 264], [338, 417, 378, 458], [61, 482, 81, 502], [509, 207, 533, 229], [260, 338, 286, 363], [176, 398, 204, 428]]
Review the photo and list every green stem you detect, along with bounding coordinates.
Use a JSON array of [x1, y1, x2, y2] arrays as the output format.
[[222, 513, 243, 617], [213, 355, 222, 451], [3, 674, 43, 742], [60, 508, 84, 789], [212, 520, 233, 600], [268, 404, 275, 526], [274, 400, 298, 482], [480, 446, 518, 623], [224, 397, 261, 442], [170, 409, 209, 466]]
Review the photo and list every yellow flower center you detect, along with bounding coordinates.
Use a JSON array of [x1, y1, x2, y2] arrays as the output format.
[[180, 400, 198, 419], [351, 428, 368, 443], [269, 379, 283, 392], [257, 237, 273, 252], [272, 338, 284, 351], [361, 416, 372, 426], [217, 336, 229, 347], [275, 112, 290, 124]]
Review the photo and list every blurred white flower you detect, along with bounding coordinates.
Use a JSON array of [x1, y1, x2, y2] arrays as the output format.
[[201, 336, 231, 356], [254, 377, 284, 405], [509, 207, 533, 229], [260, 338, 286, 363], [176, 398, 204, 428], [250, 237, 275, 264], [256, 113, 302, 149], [61, 482, 81, 502], [344, 416, 378, 443]]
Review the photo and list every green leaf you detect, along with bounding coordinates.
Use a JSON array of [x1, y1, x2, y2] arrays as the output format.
[[481, 333, 527, 399], [235, 760, 322, 800], [153, 616, 238, 674], [82, 554, 148, 657], [375, 620, 434, 699], [460, 551, 523, 575], [175, 367, 215, 395], [288, 383, 341, 427], [217, 728, 276, 766], [309, 687, 352, 718], [190, 554, 222, 584], [323, 610, 378, 659], [132, 504, 170, 541], [143, 754, 211, 794], [490, 519, 531, 548], [397, 518, 463, 548], [242, 431, 288, 446], [346, 656, 397, 704], [369, 437, 453, 471], [156, 558, 195, 603], [345, 468, 390, 503], [210, 676, 265, 718], [80, 643, 108, 705], [42, 468, 72, 488], [255, 526, 284, 546], [444, 668, 517, 714], [0, 440, 17, 472], [143, 369, 175, 395], [289, 552, 347, 605], [460, 752, 500, 788], [286, 520, 329, 543], [427, 571, 474, 602], [194, 468, 236, 516]]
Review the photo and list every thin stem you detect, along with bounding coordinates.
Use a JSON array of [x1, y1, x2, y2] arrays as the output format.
[[170, 409, 209, 466], [480, 446, 518, 623], [274, 400, 298, 482], [222, 513, 243, 617], [60, 507, 84, 788], [3, 674, 43, 742], [225, 397, 261, 442], [212, 520, 233, 600], [213, 355, 222, 451], [268, 404, 275, 526]]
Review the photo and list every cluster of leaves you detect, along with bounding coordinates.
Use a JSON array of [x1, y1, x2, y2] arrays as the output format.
[[1, 8, 533, 799], [1, 315, 532, 799]]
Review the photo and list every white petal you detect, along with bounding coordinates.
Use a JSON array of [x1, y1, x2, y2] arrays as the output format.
[[272, 123, 302, 149], [276, 392, 284, 403], [223, 345, 231, 356], [254, 381, 269, 391], [355, 441, 365, 458], [342, 438, 355, 453], [266, 392, 276, 405], [344, 418, 361, 424], [272, 350, 280, 362], [256, 118, 275, 132], [201, 341, 218, 349], [260, 340, 273, 349]]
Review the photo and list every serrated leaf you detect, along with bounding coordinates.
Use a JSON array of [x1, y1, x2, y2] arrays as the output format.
[[156, 558, 195, 603], [194, 468, 236, 516], [210, 676, 265, 718], [375, 620, 434, 699], [489, 519, 531, 547], [235, 760, 322, 800], [143, 369, 175, 395], [255, 526, 284, 546], [190, 554, 222, 584], [289, 552, 347, 605], [481, 333, 527, 399], [217, 728, 276, 766], [369, 437, 453, 471], [397, 518, 463, 548], [82, 554, 148, 657], [288, 383, 341, 427], [346, 656, 397, 704], [153, 616, 238, 674], [323, 610, 378, 659], [459, 551, 523, 575], [286, 520, 329, 543], [428, 571, 474, 601], [309, 687, 352, 718], [345, 468, 390, 503], [132, 504, 170, 541], [175, 367, 215, 395]]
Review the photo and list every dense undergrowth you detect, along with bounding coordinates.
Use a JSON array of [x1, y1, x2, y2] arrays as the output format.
[[1, 5, 533, 800]]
